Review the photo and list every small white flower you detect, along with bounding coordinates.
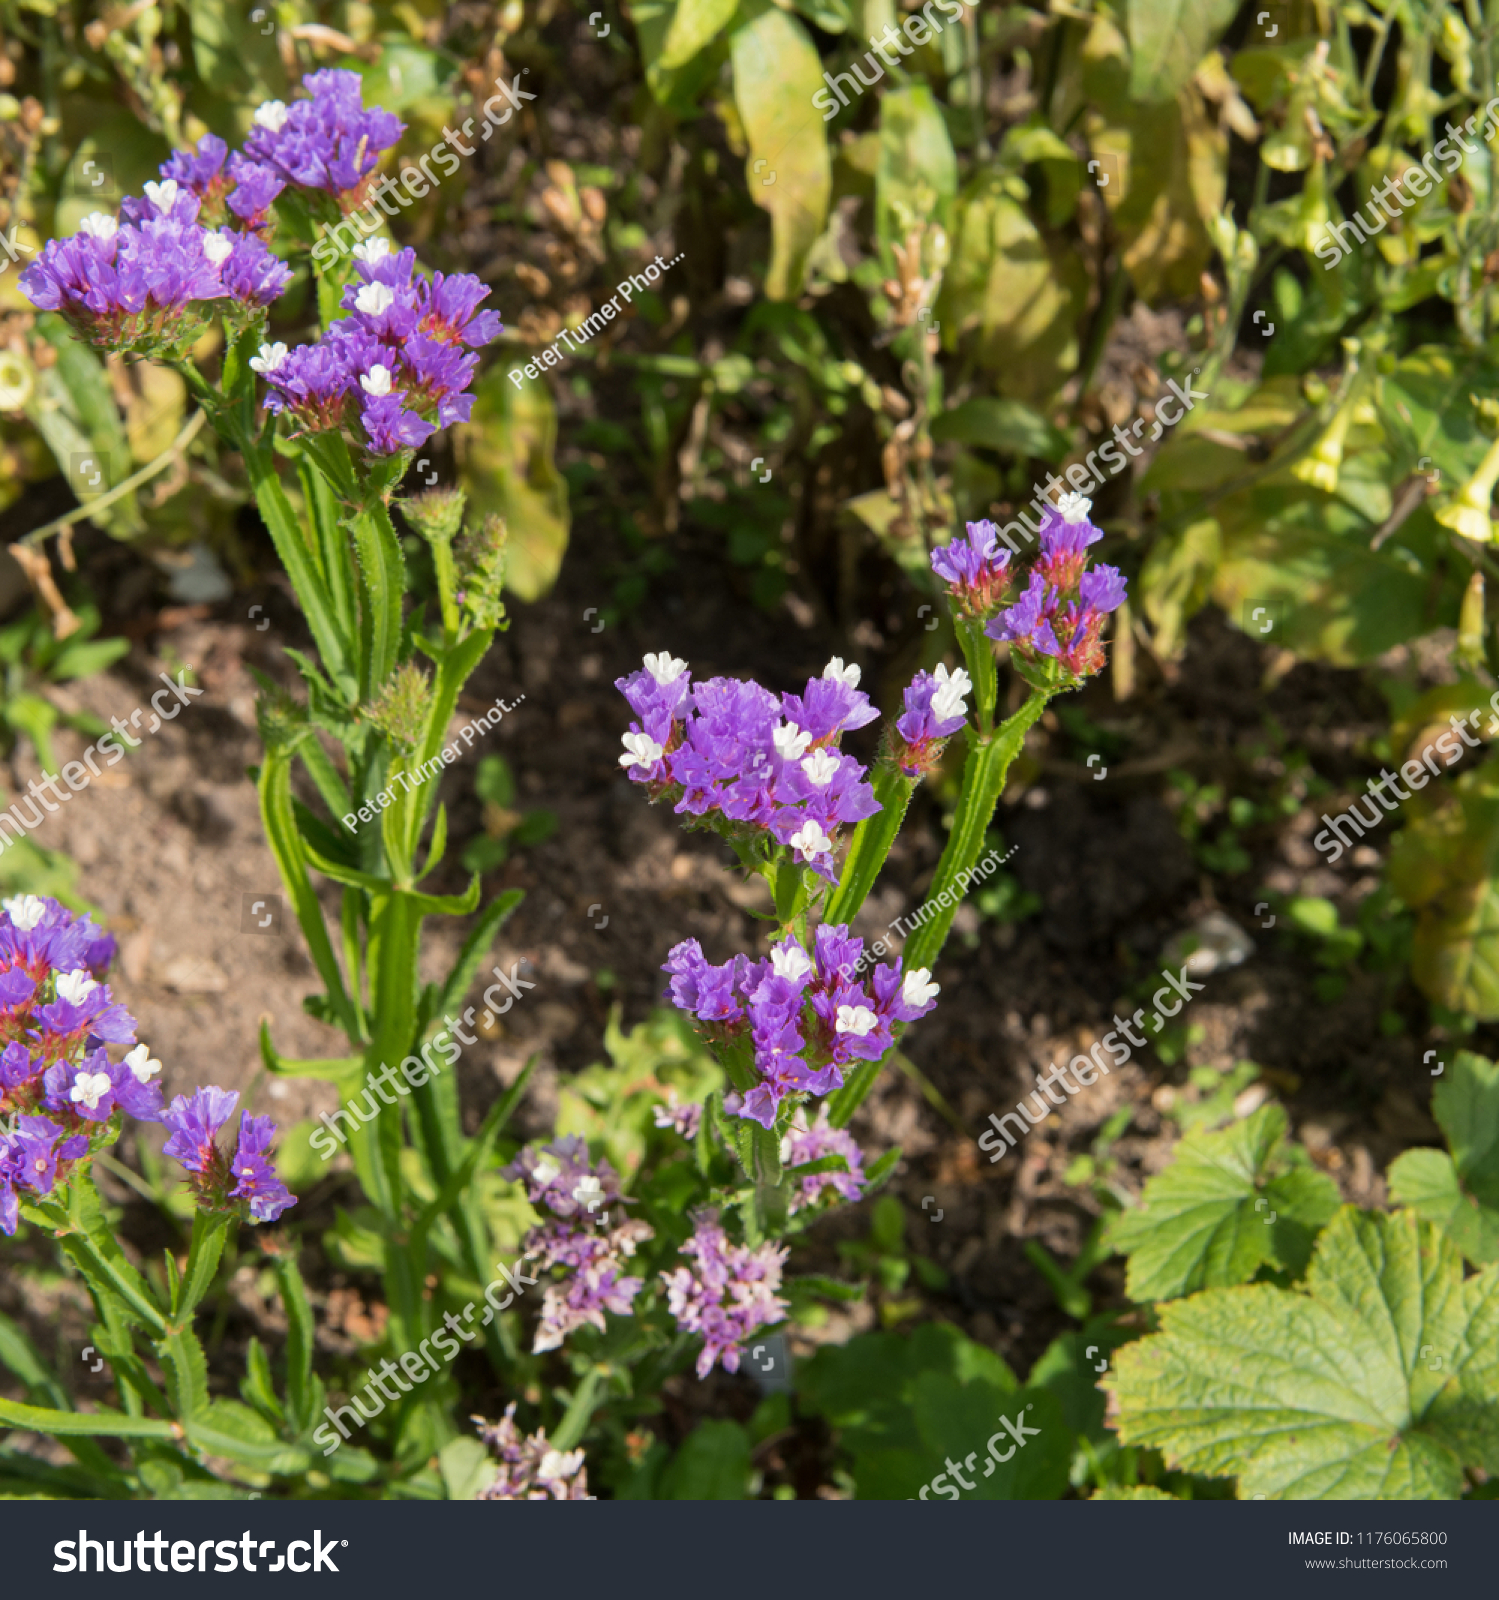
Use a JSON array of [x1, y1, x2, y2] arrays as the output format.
[[143, 179, 179, 213], [354, 281, 395, 316], [788, 820, 833, 862], [78, 212, 118, 241], [773, 721, 812, 761], [531, 1155, 561, 1187], [537, 1448, 583, 1481], [55, 970, 99, 1005], [800, 749, 839, 787], [249, 341, 288, 374], [823, 657, 861, 687], [360, 364, 393, 397], [70, 1070, 113, 1111], [202, 230, 234, 266], [1056, 490, 1093, 525], [642, 652, 687, 685], [931, 663, 972, 724], [3, 895, 47, 931], [572, 1175, 605, 1212], [770, 941, 812, 981], [353, 238, 392, 264], [835, 1004, 878, 1037], [122, 1044, 162, 1084], [619, 731, 665, 770], [901, 968, 940, 1008], [253, 100, 290, 132]]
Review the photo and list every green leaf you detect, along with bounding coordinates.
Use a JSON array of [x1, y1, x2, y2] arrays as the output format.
[[186, 1400, 311, 1476], [730, 2, 832, 300], [1389, 1052, 1499, 1266], [1105, 1104, 1340, 1300], [1387, 754, 1499, 1019], [1127, 0, 1238, 102], [658, 1419, 753, 1498], [1378, 346, 1499, 484], [930, 397, 1071, 462], [1108, 1208, 1499, 1499], [0, 1398, 175, 1441], [269, 1251, 318, 1435], [875, 83, 957, 273], [438, 1436, 496, 1500], [660, 0, 740, 69], [454, 368, 569, 602]]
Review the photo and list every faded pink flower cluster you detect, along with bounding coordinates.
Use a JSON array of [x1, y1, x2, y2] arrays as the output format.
[[472, 1404, 590, 1500]]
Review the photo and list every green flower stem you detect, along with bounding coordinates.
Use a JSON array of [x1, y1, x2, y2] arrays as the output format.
[[900, 689, 1049, 976], [825, 762, 917, 928], [956, 616, 998, 736]]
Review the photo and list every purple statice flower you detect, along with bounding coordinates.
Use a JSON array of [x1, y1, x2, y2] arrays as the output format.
[[359, 392, 435, 454], [225, 154, 285, 229], [20, 200, 228, 356], [419, 271, 504, 349], [661, 1212, 788, 1379], [782, 1106, 867, 1213], [892, 664, 972, 777], [33, 968, 136, 1045], [0, 1042, 37, 1092], [987, 570, 1060, 659], [227, 1112, 296, 1222], [242, 71, 404, 210], [620, 657, 878, 882], [218, 230, 293, 308], [616, 652, 690, 761], [1033, 493, 1104, 593], [663, 939, 749, 1026], [501, 1135, 626, 1222], [778, 657, 879, 743], [472, 1405, 591, 1500], [42, 1045, 160, 1125], [161, 1086, 239, 1174], [258, 339, 357, 432], [0, 1115, 66, 1234], [160, 134, 233, 208], [653, 1091, 703, 1140], [1048, 565, 1128, 678], [662, 928, 934, 1130], [930, 520, 1014, 616], [402, 334, 479, 427], [521, 1216, 654, 1352]]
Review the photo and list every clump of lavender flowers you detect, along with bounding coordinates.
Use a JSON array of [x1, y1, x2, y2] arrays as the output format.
[[472, 1404, 591, 1500], [975, 493, 1127, 678], [665, 929, 938, 1129], [0, 894, 293, 1231], [782, 1107, 867, 1214], [616, 654, 880, 879], [660, 1212, 788, 1379], [19, 70, 499, 460], [503, 1137, 655, 1352]]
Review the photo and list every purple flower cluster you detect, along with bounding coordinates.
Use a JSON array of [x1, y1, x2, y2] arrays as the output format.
[[160, 1087, 295, 1223], [664, 927, 938, 1129], [661, 1212, 788, 1379], [0, 895, 293, 1231], [159, 133, 285, 230], [782, 1106, 867, 1213], [983, 494, 1127, 677], [243, 71, 404, 212], [503, 1137, 656, 1353], [930, 520, 1013, 616], [20, 171, 292, 355], [652, 1091, 702, 1141], [258, 239, 500, 454], [616, 654, 880, 881], [891, 663, 972, 777], [472, 1404, 591, 1500]]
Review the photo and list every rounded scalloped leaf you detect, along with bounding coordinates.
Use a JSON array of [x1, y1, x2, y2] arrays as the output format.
[[1106, 1208, 1499, 1499]]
